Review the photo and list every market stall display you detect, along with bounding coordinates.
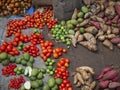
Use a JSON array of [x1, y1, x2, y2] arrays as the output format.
[[0, 0, 120, 90]]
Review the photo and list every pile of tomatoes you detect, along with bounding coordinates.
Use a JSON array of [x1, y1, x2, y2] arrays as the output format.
[[6, 7, 57, 37], [0, 42, 19, 55], [23, 44, 39, 57], [55, 58, 72, 90], [29, 32, 44, 45], [2, 63, 17, 76], [40, 41, 54, 61], [13, 33, 29, 47], [8, 75, 25, 89], [53, 48, 67, 59]]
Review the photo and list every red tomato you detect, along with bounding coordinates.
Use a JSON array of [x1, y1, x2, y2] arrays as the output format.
[[7, 45, 13, 51]]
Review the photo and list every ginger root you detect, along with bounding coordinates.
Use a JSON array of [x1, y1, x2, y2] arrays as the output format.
[[83, 33, 96, 44], [79, 41, 97, 51], [85, 26, 98, 34]]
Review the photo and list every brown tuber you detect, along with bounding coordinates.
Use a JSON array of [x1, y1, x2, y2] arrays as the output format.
[[80, 41, 97, 51], [108, 82, 120, 89], [103, 39, 113, 50], [85, 26, 98, 34]]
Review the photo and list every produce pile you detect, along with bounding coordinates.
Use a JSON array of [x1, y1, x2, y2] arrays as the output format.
[[72, 66, 96, 90], [50, 0, 120, 51], [0, 0, 120, 90], [96, 66, 120, 90], [0, 0, 32, 16]]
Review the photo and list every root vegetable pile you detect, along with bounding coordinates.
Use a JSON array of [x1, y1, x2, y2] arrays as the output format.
[[50, 0, 120, 51], [72, 66, 96, 90], [96, 66, 120, 90]]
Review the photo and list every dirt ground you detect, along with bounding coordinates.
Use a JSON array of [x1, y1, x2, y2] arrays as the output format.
[[0, 17, 120, 90]]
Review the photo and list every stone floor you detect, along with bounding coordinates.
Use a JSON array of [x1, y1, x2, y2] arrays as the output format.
[[0, 17, 120, 90]]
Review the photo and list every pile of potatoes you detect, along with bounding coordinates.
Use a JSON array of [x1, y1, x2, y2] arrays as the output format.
[[0, 0, 32, 16], [65, 0, 120, 51], [72, 66, 96, 90]]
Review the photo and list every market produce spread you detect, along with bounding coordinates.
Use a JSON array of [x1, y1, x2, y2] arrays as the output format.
[[0, 0, 120, 90]]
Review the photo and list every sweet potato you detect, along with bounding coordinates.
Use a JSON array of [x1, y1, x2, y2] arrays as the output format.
[[103, 39, 113, 50], [97, 73, 103, 80], [108, 82, 120, 89], [102, 69, 119, 80], [111, 38, 120, 44], [117, 87, 120, 90], [102, 67, 113, 74], [99, 80, 110, 88], [115, 4, 120, 16], [89, 21, 100, 29], [112, 75, 119, 82], [112, 15, 119, 24], [106, 20, 112, 25]]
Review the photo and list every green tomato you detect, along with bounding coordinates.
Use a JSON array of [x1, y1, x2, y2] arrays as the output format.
[[68, 30, 75, 35], [81, 6, 89, 13], [47, 58, 51, 62], [64, 31, 68, 35], [18, 67, 23, 71], [61, 39, 66, 43], [55, 36, 60, 41], [80, 27, 85, 33], [77, 18, 83, 23], [49, 71, 54, 75], [77, 12, 84, 18], [53, 30, 57, 34], [14, 68, 18, 72], [60, 26, 64, 30], [46, 69, 50, 73], [16, 71, 21, 75], [49, 62, 53, 66], [66, 41, 71, 45], [52, 34, 56, 38], [47, 66, 53, 71], [45, 62, 49, 66], [60, 20, 66, 26], [60, 36, 65, 40]]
